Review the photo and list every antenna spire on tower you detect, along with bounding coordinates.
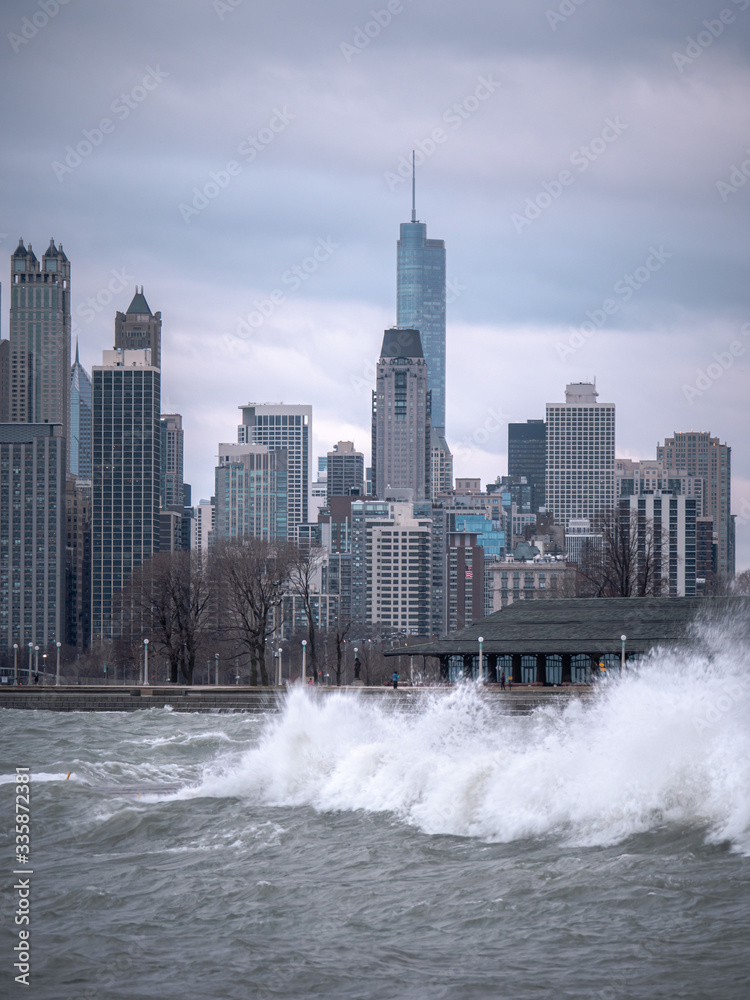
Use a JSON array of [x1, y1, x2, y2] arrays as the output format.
[[411, 150, 416, 222]]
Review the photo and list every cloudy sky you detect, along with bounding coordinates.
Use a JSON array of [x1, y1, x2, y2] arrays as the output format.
[[2, 0, 749, 567]]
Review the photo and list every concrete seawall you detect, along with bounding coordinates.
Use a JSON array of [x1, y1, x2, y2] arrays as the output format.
[[0, 684, 592, 714]]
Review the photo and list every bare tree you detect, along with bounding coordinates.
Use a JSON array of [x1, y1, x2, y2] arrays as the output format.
[[287, 543, 325, 683], [116, 550, 213, 683], [213, 538, 295, 685], [333, 620, 351, 687], [576, 507, 664, 597]]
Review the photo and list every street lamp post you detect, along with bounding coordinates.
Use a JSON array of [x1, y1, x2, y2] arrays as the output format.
[[42, 653, 47, 682], [214, 653, 219, 685], [620, 634, 626, 673], [55, 641, 62, 686], [301, 640, 307, 684], [477, 636, 484, 683], [143, 639, 149, 686], [34, 646, 39, 682], [13, 644, 18, 686], [27, 643, 33, 685]]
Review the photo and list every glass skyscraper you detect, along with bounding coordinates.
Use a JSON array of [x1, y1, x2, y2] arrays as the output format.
[[396, 201, 447, 435]]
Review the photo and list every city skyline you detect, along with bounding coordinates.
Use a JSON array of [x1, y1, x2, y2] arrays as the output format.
[[1, 1, 748, 569]]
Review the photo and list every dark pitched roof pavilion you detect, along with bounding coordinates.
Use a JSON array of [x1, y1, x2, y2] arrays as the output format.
[[386, 597, 750, 659]]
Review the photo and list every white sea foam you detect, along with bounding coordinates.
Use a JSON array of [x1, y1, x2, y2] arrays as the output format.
[[0, 770, 71, 785], [184, 634, 750, 852]]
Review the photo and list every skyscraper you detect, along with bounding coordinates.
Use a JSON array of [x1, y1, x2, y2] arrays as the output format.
[[9, 238, 71, 443], [371, 328, 431, 502], [0, 423, 66, 649], [508, 419, 546, 510], [114, 287, 161, 369], [91, 349, 161, 641], [237, 403, 311, 538], [70, 340, 92, 479], [0, 339, 9, 422], [326, 440, 364, 502], [656, 431, 733, 579], [160, 413, 184, 509], [396, 172, 447, 436], [545, 382, 615, 531], [214, 443, 288, 542], [619, 493, 697, 597]]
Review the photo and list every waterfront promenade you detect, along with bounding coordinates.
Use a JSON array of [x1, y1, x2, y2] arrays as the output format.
[[0, 684, 591, 713]]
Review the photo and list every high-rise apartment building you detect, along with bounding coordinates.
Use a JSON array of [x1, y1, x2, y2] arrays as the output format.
[[396, 182, 447, 436], [326, 440, 364, 502], [0, 339, 9, 422], [65, 479, 91, 648], [372, 328, 431, 502], [237, 403, 311, 538], [114, 288, 161, 369], [656, 431, 733, 579], [192, 497, 215, 555], [0, 423, 66, 649], [545, 383, 615, 531], [70, 341, 92, 479], [214, 443, 288, 542], [364, 502, 433, 635], [620, 493, 697, 596], [91, 349, 161, 641], [508, 419, 546, 510], [9, 239, 71, 443], [160, 413, 184, 509]]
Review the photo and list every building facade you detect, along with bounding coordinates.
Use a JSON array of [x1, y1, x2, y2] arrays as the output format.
[[91, 349, 161, 641], [396, 199, 447, 436], [656, 432, 733, 579], [372, 328, 431, 502], [70, 341, 92, 479], [545, 383, 615, 532], [214, 443, 287, 542], [620, 492, 697, 596], [192, 497, 215, 555], [9, 239, 71, 443], [0, 423, 66, 649], [114, 288, 161, 369], [508, 419, 546, 511], [365, 502, 433, 635], [326, 440, 364, 502], [65, 479, 91, 648], [160, 413, 184, 509], [238, 403, 311, 539]]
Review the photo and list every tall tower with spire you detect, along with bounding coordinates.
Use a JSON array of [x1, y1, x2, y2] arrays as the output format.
[[70, 340, 93, 479], [114, 287, 161, 368], [9, 238, 71, 442], [396, 161, 452, 497], [396, 159, 447, 438]]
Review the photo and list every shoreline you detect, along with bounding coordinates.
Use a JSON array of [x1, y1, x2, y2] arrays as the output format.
[[0, 683, 593, 713]]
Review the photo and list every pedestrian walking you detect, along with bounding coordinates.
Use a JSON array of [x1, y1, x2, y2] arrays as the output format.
[[392, 671, 399, 690]]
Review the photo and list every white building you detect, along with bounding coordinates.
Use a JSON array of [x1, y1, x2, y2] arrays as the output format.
[[366, 502, 433, 634], [488, 556, 576, 610], [620, 492, 697, 596], [192, 498, 215, 555], [545, 382, 615, 532]]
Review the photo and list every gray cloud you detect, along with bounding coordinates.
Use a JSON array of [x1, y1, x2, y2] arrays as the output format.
[[2, 0, 749, 567]]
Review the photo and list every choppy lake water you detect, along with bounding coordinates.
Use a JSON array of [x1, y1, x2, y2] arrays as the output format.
[[2, 640, 749, 999]]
